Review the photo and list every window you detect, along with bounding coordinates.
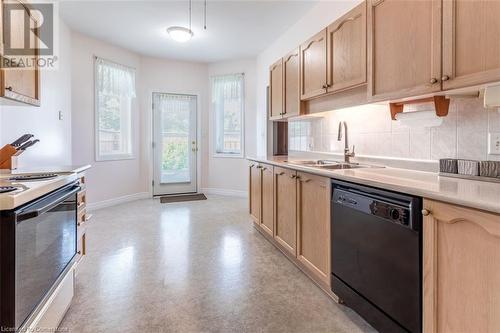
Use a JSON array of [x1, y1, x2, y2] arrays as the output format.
[[211, 73, 245, 157], [95, 57, 136, 161]]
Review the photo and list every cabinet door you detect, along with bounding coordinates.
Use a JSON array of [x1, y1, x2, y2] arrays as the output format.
[[1, 0, 40, 105], [300, 29, 327, 100], [273, 167, 297, 256], [283, 48, 300, 118], [269, 58, 284, 120], [423, 199, 500, 333], [296, 172, 330, 285], [249, 163, 261, 223], [260, 164, 274, 236], [442, 0, 500, 90], [327, 1, 367, 93], [367, 0, 441, 101]]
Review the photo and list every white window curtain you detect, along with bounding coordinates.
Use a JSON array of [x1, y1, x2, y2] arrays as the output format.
[[95, 57, 136, 161], [211, 73, 245, 157]]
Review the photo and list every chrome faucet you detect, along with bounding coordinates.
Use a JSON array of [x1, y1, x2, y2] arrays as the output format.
[[338, 121, 355, 163]]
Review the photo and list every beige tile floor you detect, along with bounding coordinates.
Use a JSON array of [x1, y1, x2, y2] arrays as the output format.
[[60, 195, 375, 333]]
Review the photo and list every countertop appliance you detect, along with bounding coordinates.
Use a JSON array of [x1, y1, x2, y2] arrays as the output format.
[[331, 180, 422, 333], [0, 181, 80, 330]]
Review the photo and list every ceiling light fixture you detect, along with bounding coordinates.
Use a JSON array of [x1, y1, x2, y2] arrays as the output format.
[[167, 0, 194, 43], [167, 26, 193, 43]]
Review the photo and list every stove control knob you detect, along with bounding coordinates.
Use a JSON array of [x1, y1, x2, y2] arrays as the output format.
[[390, 208, 400, 221]]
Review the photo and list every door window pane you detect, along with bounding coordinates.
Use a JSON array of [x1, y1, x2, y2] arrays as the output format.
[[154, 94, 196, 184]]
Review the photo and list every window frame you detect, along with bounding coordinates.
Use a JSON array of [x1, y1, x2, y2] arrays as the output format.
[[211, 73, 245, 159], [94, 56, 136, 162]]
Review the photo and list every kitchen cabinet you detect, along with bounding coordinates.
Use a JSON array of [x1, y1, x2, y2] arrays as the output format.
[[260, 164, 274, 236], [300, 29, 327, 100], [273, 166, 297, 256], [326, 1, 367, 93], [283, 48, 300, 118], [75, 171, 90, 269], [249, 162, 262, 223], [442, 0, 500, 90], [296, 172, 330, 285], [367, 0, 442, 101], [423, 199, 500, 333], [0, 0, 40, 106], [269, 58, 284, 120]]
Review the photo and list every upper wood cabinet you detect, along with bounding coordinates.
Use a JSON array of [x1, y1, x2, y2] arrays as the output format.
[[367, 0, 442, 101], [327, 1, 367, 93], [273, 166, 297, 256], [283, 48, 300, 118], [300, 29, 328, 100], [296, 172, 330, 285], [442, 0, 500, 90], [260, 164, 274, 236], [0, 0, 40, 106], [269, 59, 284, 120], [249, 162, 262, 223], [423, 199, 500, 333]]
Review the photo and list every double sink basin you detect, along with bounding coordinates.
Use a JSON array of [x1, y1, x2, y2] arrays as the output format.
[[284, 159, 383, 170]]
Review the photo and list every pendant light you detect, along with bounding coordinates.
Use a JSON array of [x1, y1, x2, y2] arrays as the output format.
[[167, 0, 194, 42]]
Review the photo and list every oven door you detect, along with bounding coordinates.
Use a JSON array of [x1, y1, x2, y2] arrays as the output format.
[[14, 183, 79, 329]]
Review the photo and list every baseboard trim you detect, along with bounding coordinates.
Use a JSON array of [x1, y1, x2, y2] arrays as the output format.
[[87, 192, 150, 211], [201, 188, 248, 198]]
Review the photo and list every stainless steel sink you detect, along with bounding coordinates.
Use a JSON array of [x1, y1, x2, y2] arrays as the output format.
[[285, 159, 383, 170]]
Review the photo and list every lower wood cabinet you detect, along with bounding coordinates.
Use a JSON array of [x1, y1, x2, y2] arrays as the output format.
[[296, 172, 330, 285], [273, 166, 297, 256], [423, 199, 500, 333], [249, 162, 262, 223], [260, 164, 274, 236]]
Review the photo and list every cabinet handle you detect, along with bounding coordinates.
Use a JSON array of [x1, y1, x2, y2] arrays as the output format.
[[430, 78, 438, 84], [262, 167, 267, 171], [322, 84, 327, 89], [5, 86, 13, 91], [422, 209, 431, 216], [290, 174, 297, 179], [277, 171, 285, 176], [77, 251, 82, 255], [441, 75, 450, 81], [301, 178, 311, 183], [256, 165, 262, 169]]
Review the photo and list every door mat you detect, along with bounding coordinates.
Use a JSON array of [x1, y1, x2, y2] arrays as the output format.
[[160, 193, 207, 204]]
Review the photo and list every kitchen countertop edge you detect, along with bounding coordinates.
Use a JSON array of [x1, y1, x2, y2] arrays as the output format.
[[247, 156, 500, 215]]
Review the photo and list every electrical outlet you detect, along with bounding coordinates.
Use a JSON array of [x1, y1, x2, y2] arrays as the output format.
[[488, 132, 500, 155], [58, 111, 63, 120]]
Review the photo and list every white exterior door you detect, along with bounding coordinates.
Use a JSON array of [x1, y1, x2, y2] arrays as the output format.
[[153, 93, 197, 195]]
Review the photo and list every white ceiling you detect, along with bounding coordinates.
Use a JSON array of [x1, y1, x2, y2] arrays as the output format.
[[60, 1, 317, 63]]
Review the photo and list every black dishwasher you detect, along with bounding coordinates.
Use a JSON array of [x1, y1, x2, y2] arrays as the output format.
[[331, 180, 422, 333]]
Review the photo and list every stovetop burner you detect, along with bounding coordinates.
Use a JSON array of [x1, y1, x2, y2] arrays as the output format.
[[0, 186, 18, 194], [9, 173, 58, 182]]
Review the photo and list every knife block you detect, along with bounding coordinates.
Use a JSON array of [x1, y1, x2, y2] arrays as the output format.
[[0, 145, 18, 170]]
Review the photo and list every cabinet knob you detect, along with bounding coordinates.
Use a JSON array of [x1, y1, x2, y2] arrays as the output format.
[[290, 174, 297, 179], [5, 86, 13, 91], [322, 84, 327, 89], [422, 209, 431, 216], [441, 75, 450, 81], [277, 171, 285, 176], [430, 78, 438, 84]]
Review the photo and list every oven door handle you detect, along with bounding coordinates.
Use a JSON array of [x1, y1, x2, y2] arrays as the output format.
[[16, 185, 81, 222]]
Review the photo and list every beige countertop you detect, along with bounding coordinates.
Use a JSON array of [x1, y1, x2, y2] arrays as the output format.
[[248, 156, 500, 215], [0, 165, 91, 210]]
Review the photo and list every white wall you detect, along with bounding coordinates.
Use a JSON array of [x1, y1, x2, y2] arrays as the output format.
[[206, 58, 257, 195], [255, 0, 362, 156], [71, 31, 143, 205], [0, 19, 73, 168]]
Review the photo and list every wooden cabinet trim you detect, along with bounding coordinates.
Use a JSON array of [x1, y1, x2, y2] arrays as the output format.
[[423, 199, 500, 333], [269, 58, 284, 120], [367, 0, 442, 102], [296, 171, 330, 285], [327, 1, 367, 94], [300, 29, 328, 100], [282, 48, 301, 118]]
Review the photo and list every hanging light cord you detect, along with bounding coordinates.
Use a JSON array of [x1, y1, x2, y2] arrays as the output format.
[[189, 0, 192, 31], [204, 0, 207, 30]]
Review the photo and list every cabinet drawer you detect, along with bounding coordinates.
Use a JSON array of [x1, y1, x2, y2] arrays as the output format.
[[77, 190, 87, 211], [77, 233, 86, 260]]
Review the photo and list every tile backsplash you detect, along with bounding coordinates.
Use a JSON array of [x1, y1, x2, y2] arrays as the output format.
[[289, 98, 500, 162]]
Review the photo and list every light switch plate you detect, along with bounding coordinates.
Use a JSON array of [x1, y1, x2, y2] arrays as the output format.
[[488, 132, 500, 155]]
